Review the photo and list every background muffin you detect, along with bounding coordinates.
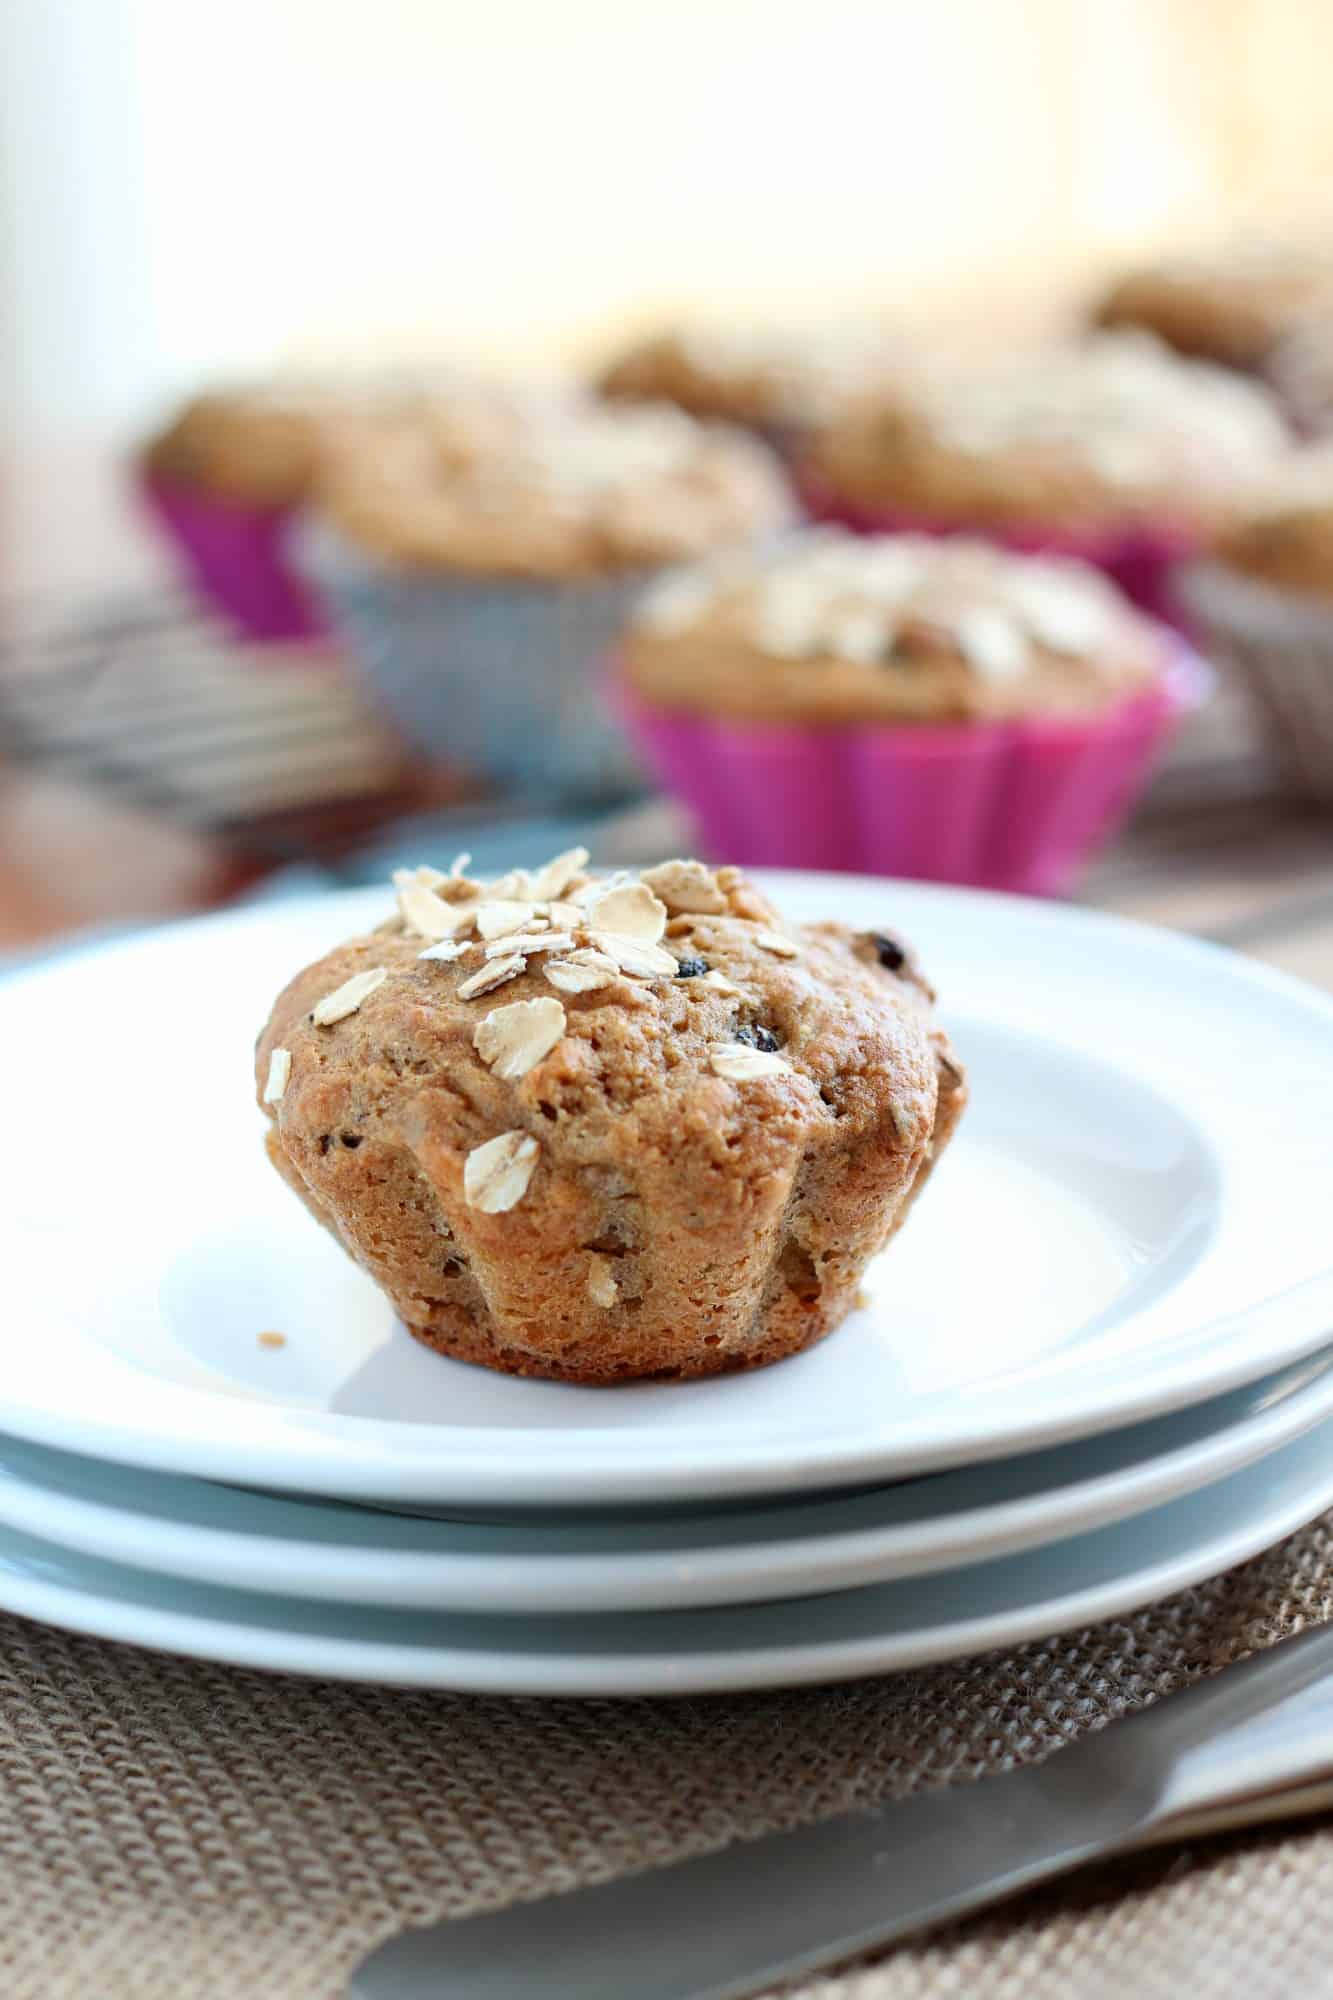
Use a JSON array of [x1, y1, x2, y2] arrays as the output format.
[[1266, 309, 1333, 435], [302, 391, 792, 801], [597, 323, 908, 454], [139, 378, 425, 641], [1181, 443, 1333, 800], [799, 332, 1288, 623], [1093, 242, 1333, 373], [619, 528, 1204, 892], [256, 850, 965, 1383]]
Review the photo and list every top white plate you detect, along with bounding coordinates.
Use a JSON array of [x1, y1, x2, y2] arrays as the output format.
[[4, 873, 1332, 1506]]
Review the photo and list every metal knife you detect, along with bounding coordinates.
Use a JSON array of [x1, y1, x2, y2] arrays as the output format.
[[350, 1622, 1333, 2000]]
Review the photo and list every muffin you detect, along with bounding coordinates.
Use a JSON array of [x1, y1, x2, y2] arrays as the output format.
[[597, 324, 907, 454], [139, 379, 424, 641], [799, 332, 1288, 623], [256, 850, 966, 1382], [618, 528, 1204, 893], [1179, 442, 1333, 800], [1266, 309, 1333, 435], [300, 392, 792, 802], [1094, 243, 1333, 373]]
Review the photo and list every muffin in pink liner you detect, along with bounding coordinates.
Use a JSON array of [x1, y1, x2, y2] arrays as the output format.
[[1178, 441, 1333, 803], [617, 529, 1208, 896], [799, 332, 1289, 631], [137, 385, 346, 640], [138, 470, 323, 640]]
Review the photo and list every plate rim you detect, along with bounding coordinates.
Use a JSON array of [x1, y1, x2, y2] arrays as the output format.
[[0, 1347, 1331, 1613], [0, 1411, 1331, 1694]]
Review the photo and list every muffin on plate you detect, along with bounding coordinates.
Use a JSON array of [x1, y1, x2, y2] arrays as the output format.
[[1179, 442, 1333, 800], [1093, 242, 1333, 373], [618, 528, 1205, 893], [300, 392, 792, 802], [597, 323, 907, 455], [799, 333, 1288, 624], [139, 380, 420, 640], [256, 850, 966, 1382]]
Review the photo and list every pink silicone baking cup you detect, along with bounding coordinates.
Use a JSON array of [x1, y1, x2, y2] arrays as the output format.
[[618, 652, 1208, 896], [795, 470, 1199, 633], [138, 472, 326, 642]]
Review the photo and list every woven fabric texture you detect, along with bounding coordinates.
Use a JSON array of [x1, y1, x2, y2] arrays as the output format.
[[4, 1514, 1333, 1998]]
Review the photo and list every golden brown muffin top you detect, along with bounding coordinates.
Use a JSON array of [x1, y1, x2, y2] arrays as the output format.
[[256, 849, 946, 1224], [140, 378, 436, 510], [805, 333, 1288, 535], [621, 527, 1166, 723], [1094, 242, 1333, 371], [1211, 440, 1333, 601], [311, 391, 793, 579], [598, 324, 908, 432]]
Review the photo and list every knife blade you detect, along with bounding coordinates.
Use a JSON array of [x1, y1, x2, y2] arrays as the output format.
[[351, 1622, 1333, 2000]]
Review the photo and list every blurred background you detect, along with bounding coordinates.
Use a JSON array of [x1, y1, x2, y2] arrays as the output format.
[[4, 0, 1332, 959]]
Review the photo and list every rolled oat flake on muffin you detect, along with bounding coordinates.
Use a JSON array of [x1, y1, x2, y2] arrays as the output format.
[[464, 1131, 540, 1213], [310, 966, 386, 1026], [262, 1048, 291, 1103], [474, 997, 567, 1079], [709, 1042, 792, 1081], [397, 883, 473, 942], [585, 881, 668, 940], [587, 934, 679, 978], [458, 955, 525, 999], [541, 951, 616, 994]]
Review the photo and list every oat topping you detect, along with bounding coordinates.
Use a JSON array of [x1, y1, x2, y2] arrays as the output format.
[[311, 966, 387, 1026], [529, 846, 591, 900], [473, 996, 568, 1079], [543, 949, 620, 993], [587, 1255, 619, 1308], [475, 901, 543, 940], [463, 1130, 540, 1212], [487, 868, 535, 902], [417, 938, 471, 963], [584, 881, 668, 942], [639, 859, 728, 915], [397, 883, 472, 941], [633, 527, 1144, 678], [752, 928, 800, 958], [708, 1043, 792, 1081], [263, 1048, 292, 1103], [458, 955, 525, 999], [483, 930, 576, 959], [702, 969, 745, 997], [587, 933, 679, 979]]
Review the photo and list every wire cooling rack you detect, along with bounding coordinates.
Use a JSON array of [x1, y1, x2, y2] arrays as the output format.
[[0, 590, 449, 863]]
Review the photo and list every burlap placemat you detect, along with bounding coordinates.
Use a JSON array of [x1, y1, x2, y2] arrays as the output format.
[[4, 1514, 1333, 2000]]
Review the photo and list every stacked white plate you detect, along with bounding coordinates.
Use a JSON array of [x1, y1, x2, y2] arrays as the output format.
[[2, 873, 1332, 1695]]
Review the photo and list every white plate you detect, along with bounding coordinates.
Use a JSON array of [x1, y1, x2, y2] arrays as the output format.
[[3, 876, 1332, 1505], [4, 1410, 1333, 1694], [3, 1348, 1332, 1613]]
